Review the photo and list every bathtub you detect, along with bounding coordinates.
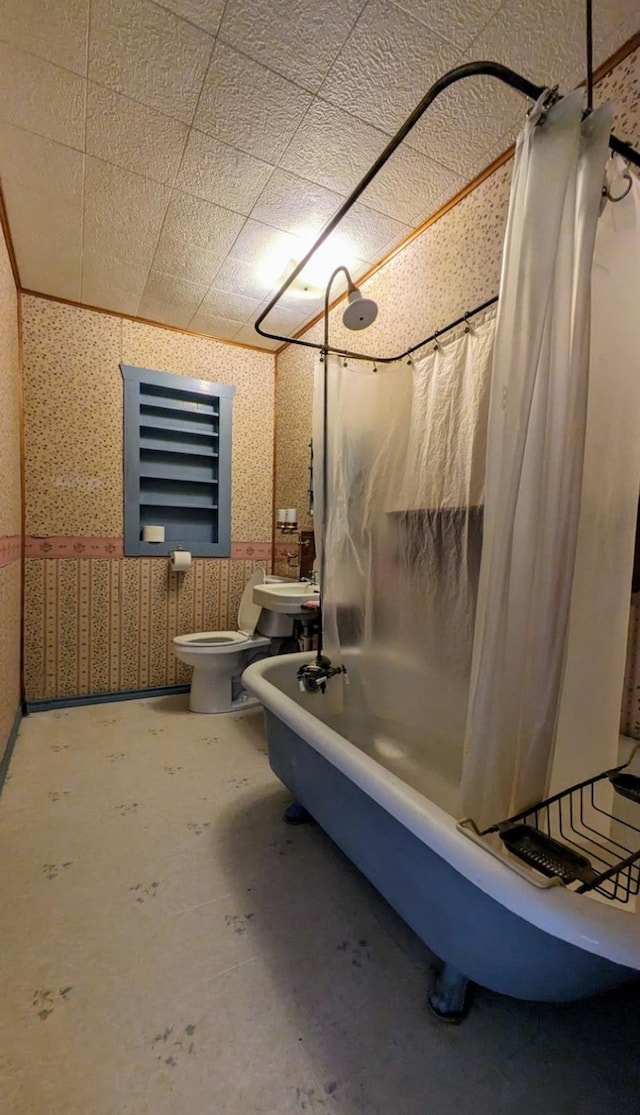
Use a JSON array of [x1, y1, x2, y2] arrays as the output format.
[[242, 651, 640, 1008]]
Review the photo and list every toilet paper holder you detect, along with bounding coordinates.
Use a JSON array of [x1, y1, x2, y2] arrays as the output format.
[[170, 548, 192, 572]]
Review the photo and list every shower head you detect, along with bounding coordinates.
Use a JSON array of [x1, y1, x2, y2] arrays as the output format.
[[342, 284, 378, 330]]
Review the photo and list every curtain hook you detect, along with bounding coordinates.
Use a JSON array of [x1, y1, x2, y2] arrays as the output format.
[[606, 161, 633, 203], [464, 311, 472, 334], [433, 330, 440, 352], [372, 362, 378, 374]]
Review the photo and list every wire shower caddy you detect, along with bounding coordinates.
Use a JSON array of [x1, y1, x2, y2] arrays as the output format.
[[479, 766, 640, 903]]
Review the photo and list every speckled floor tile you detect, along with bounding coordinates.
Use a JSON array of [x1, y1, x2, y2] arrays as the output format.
[[1, 696, 640, 1114]]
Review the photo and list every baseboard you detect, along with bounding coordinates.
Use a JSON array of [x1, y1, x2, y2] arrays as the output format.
[[26, 684, 190, 713], [0, 705, 22, 796]]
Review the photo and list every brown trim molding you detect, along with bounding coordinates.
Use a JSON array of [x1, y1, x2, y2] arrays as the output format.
[[0, 179, 20, 290], [17, 293, 26, 704], [24, 536, 273, 560], [19, 289, 275, 357], [0, 536, 22, 568]]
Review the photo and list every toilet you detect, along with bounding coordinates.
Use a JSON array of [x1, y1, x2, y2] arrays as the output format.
[[173, 570, 279, 713]]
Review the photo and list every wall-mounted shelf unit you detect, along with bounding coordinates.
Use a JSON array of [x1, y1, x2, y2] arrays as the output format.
[[121, 365, 235, 557]]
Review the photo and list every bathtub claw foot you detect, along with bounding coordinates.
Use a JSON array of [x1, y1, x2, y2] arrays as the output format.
[[427, 963, 470, 1023], [283, 801, 311, 825]]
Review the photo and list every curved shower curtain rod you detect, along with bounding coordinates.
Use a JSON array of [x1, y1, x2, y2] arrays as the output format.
[[254, 59, 640, 364]]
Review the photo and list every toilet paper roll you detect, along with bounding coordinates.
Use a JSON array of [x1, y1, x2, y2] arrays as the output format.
[[170, 550, 192, 572], [142, 524, 165, 542]]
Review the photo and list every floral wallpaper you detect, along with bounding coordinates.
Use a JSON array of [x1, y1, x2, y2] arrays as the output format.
[[21, 296, 275, 702], [0, 212, 21, 747]]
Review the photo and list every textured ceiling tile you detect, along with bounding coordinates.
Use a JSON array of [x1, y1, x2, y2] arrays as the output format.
[[234, 321, 281, 350], [175, 129, 275, 214], [0, 43, 85, 148], [84, 155, 171, 267], [82, 252, 149, 296], [279, 100, 388, 197], [405, 75, 527, 175], [466, 1, 587, 92], [80, 278, 142, 316], [136, 294, 194, 327], [194, 40, 313, 163], [410, 172, 467, 228], [152, 0, 226, 36], [218, 0, 366, 94], [249, 169, 342, 237], [89, 0, 213, 124], [142, 268, 209, 307], [320, 0, 460, 134], [0, 0, 89, 75], [592, 0, 640, 49], [161, 192, 246, 254], [151, 234, 230, 285], [392, 0, 501, 50], [337, 203, 410, 262], [86, 84, 189, 185], [3, 178, 82, 297], [361, 142, 461, 224], [460, 127, 519, 185], [188, 311, 243, 340], [256, 298, 314, 336], [197, 288, 262, 323], [597, 13, 640, 85], [0, 122, 84, 205], [228, 219, 306, 270], [211, 255, 286, 305]]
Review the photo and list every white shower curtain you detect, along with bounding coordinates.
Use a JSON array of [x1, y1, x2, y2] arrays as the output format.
[[461, 92, 613, 830], [314, 314, 495, 758], [552, 168, 640, 789]]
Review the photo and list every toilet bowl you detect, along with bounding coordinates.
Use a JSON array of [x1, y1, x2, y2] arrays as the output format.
[[173, 570, 273, 713]]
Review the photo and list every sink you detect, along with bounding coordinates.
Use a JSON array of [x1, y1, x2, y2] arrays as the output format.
[[253, 581, 320, 615]]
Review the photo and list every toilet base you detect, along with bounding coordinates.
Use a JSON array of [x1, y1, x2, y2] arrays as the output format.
[[188, 660, 265, 714], [188, 690, 262, 714]]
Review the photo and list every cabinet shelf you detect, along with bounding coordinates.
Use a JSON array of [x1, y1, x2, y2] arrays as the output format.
[[140, 439, 219, 459], [141, 495, 218, 510], [139, 466, 218, 484], [123, 363, 234, 557]]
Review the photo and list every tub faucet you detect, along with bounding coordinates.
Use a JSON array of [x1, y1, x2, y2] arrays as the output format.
[[297, 655, 347, 695]]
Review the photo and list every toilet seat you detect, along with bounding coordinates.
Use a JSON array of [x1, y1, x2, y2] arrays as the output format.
[[172, 571, 270, 656], [173, 630, 270, 654]]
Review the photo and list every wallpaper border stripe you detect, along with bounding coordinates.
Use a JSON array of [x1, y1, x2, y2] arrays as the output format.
[[0, 535, 21, 567], [25, 537, 273, 560]]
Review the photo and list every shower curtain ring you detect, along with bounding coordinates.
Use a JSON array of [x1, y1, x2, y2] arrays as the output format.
[[464, 312, 472, 333], [605, 165, 633, 202], [433, 330, 440, 351]]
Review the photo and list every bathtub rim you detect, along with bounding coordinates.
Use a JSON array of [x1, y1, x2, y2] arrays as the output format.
[[243, 652, 640, 972]]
